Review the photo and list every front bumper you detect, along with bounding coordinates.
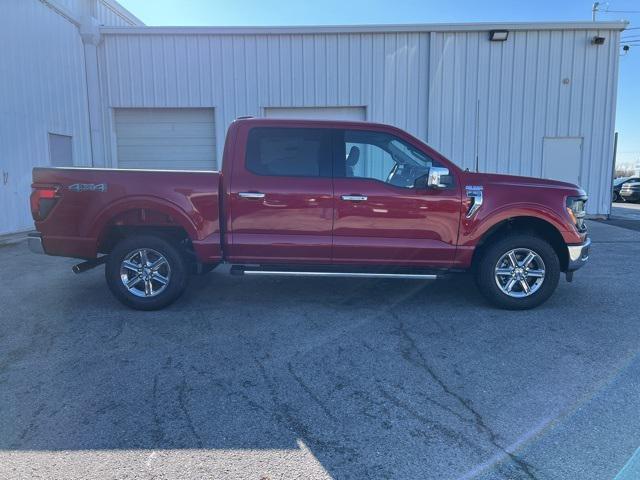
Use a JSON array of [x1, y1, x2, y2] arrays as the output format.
[[28, 233, 44, 255], [567, 237, 590, 272], [621, 191, 640, 201]]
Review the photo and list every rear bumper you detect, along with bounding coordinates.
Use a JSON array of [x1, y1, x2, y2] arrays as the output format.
[[566, 237, 590, 272], [27, 233, 44, 254]]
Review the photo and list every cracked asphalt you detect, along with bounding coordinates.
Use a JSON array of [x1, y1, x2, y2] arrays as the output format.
[[1, 220, 640, 479]]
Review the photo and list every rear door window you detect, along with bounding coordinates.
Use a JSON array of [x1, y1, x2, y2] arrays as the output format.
[[246, 127, 332, 177]]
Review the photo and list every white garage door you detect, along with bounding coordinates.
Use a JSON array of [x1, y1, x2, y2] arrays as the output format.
[[114, 108, 216, 170], [264, 106, 366, 121]]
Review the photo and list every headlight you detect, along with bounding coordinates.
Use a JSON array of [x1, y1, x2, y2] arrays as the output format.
[[566, 196, 587, 232]]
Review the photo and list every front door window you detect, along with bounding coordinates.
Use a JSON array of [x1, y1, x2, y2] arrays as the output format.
[[341, 130, 443, 189]]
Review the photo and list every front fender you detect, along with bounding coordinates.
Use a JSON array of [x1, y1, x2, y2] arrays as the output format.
[[453, 202, 580, 269], [461, 202, 577, 247]]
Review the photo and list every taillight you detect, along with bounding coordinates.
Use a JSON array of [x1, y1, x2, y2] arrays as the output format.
[[30, 185, 60, 221]]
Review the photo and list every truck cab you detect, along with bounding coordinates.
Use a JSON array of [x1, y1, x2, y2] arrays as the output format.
[[30, 118, 590, 310]]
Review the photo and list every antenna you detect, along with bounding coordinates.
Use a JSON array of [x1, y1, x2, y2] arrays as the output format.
[[474, 100, 480, 172], [592, 1, 599, 21]]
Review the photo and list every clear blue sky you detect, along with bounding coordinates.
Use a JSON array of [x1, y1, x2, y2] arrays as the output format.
[[118, 0, 639, 168]]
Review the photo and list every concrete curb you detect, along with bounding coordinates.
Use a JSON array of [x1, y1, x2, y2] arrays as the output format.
[[0, 230, 34, 246]]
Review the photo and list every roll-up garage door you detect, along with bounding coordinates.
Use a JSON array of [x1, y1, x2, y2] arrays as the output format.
[[264, 106, 366, 121], [114, 108, 216, 170]]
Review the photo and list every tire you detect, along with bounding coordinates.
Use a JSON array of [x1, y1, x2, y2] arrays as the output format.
[[474, 234, 560, 310], [105, 235, 188, 310], [613, 192, 621, 202]]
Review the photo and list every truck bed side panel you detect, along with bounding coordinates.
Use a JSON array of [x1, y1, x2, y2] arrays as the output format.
[[32, 168, 222, 262]]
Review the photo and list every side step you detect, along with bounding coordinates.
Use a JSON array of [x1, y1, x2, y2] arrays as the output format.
[[230, 265, 439, 280]]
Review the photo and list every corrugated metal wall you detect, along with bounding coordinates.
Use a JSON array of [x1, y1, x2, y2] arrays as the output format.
[[96, 0, 139, 27], [428, 29, 620, 215], [49, 0, 78, 14], [46, 0, 139, 26], [98, 32, 431, 167], [0, 0, 92, 235], [98, 26, 620, 214], [0, 0, 141, 235]]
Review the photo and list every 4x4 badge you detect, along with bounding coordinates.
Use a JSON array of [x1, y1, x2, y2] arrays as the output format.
[[68, 183, 107, 192]]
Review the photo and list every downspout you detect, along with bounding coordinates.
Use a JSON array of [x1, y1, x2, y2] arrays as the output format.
[[78, 2, 106, 167]]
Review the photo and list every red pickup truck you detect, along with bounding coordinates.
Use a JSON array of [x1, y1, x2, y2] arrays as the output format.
[[29, 118, 590, 310]]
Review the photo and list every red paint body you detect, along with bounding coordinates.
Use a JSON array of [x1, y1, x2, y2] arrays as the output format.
[[31, 118, 587, 269]]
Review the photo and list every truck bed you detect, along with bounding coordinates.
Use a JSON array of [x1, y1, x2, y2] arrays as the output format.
[[31, 167, 222, 261]]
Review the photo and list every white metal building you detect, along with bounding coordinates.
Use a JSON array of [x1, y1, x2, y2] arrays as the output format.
[[0, 0, 627, 235], [0, 0, 142, 236]]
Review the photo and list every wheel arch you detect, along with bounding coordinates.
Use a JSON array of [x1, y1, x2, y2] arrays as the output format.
[[472, 216, 569, 272], [91, 197, 198, 256]]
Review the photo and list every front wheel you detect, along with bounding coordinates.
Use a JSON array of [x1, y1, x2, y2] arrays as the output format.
[[474, 234, 560, 310], [105, 235, 188, 310]]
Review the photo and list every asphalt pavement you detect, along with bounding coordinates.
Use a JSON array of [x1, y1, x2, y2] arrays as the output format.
[[1, 220, 639, 479], [608, 202, 640, 230]]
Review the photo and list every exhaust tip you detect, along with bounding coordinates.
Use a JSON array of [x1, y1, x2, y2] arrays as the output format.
[[72, 256, 107, 274]]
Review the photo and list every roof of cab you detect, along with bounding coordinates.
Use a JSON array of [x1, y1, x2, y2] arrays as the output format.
[[231, 116, 394, 130]]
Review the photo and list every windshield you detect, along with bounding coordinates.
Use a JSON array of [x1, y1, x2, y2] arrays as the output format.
[[614, 177, 629, 186], [388, 139, 432, 168]]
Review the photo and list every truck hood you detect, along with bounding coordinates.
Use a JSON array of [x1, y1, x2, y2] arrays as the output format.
[[462, 171, 586, 196]]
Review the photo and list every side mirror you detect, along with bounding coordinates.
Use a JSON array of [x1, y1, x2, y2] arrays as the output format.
[[425, 167, 450, 189]]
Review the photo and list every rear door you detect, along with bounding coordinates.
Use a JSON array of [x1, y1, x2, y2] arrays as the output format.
[[332, 127, 461, 267], [226, 125, 334, 263]]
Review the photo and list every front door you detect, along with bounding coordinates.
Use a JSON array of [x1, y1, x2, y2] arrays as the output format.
[[332, 128, 461, 267], [226, 125, 334, 264]]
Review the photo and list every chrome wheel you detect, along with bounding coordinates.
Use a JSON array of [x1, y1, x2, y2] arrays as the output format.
[[119, 248, 171, 298], [494, 248, 545, 298]]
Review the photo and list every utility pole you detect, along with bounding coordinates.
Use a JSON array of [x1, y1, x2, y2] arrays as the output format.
[[592, 2, 599, 21]]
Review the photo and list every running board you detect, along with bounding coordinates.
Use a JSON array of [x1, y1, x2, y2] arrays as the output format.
[[230, 265, 438, 280]]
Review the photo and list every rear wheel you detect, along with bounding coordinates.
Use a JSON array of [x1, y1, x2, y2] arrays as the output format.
[[105, 235, 188, 310], [474, 234, 560, 310]]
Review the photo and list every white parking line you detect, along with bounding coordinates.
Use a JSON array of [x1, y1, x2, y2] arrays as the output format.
[[614, 446, 640, 480]]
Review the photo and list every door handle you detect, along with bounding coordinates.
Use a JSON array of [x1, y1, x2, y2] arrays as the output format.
[[238, 192, 266, 199], [341, 195, 368, 202]]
